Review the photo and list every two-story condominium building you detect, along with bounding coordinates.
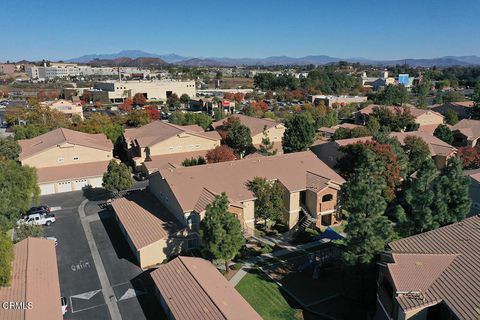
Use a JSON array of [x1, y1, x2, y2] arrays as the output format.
[[451, 119, 480, 147], [123, 120, 221, 173], [211, 114, 286, 152], [149, 151, 345, 235], [18, 128, 113, 195], [375, 215, 480, 320], [355, 105, 445, 133], [42, 98, 84, 119]]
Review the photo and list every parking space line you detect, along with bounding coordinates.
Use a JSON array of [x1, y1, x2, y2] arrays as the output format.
[[78, 199, 122, 320]]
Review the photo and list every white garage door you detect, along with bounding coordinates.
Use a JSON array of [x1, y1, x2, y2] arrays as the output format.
[[89, 177, 103, 188], [56, 181, 73, 193], [40, 183, 55, 195], [74, 179, 89, 190]]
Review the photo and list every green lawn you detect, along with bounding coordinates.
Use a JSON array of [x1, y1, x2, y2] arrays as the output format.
[[236, 270, 300, 320]]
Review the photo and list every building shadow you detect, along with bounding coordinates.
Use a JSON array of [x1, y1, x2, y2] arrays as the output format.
[[131, 271, 168, 320], [98, 208, 138, 265], [82, 186, 111, 202]]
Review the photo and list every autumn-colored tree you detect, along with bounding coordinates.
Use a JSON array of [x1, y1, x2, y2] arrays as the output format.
[[145, 105, 160, 120], [243, 105, 264, 118], [337, 141, 402, 201], [264, 90, 274, 100], [223, 92, 235, 100], [81, 91, 92, 103], [233, 92, 244, 102], [119, 98, 133, 112], [250, 101, 269, 112], [206, 145, 236, 163], [132, 93, 147, 106], [457, 146, 480, 169]]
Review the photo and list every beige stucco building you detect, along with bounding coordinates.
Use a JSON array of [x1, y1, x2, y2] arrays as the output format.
[[94, 80, 196, 103], [211, 114, 286, 152], [42, 98, 84, 119], [18, 128, 113, 195], [149, 151, 345, 234], [123, 120, 221, 172]]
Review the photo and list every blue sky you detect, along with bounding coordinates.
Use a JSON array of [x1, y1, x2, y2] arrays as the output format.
[[1, 0, 479, 61]]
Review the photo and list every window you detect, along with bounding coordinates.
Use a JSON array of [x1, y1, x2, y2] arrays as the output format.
[[57, 157, 64, 163], [321, 194, 333, 202], [73, 156, 79, 161]]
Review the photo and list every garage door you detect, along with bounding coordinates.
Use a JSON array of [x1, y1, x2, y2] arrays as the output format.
[[89, 177, 103, 188], [73, 179, 89, 190], [57, 181, 73, 193], [40, 183, 55, 195]]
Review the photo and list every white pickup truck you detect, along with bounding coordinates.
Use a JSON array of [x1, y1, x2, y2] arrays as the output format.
[[17, 213, 56, 226]]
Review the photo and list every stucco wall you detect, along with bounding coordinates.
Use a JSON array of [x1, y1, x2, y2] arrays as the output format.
[[149, 173, 187, 224], [21, 143, 112, 168], [241, 200, 256, 232], [136, 133, 219, 162], [251, 125, 285, 145]]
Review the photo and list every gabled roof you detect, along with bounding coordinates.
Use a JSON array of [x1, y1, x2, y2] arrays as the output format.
[[452, 119, 480, 140], [358, 104, 444, 119], [151, 256, 262, 320], [18, 128, 112, 161], [155, 151, 345, 213], [36, 160, 110, 183], [0, 238, 62, 320], [124, 121, 220, 148], [211, 114, 283, 136], [386, 215, 480, 319], [111, 190, 184, 249], [330, 131, 456, 157]]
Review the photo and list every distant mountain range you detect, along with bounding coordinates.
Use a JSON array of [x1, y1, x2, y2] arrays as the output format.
[[66, 50, 480, 67], [87, 57, 168, 67]]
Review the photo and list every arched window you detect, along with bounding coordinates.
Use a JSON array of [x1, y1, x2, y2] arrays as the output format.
[[321, 194, 333, 202]]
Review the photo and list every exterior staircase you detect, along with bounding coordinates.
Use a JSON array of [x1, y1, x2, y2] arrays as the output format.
[[296, 206, 317, 233]]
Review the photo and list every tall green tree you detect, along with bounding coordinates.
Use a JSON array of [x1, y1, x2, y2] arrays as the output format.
[[444, 109, 459, 125], [0, 137, 20, 161], [433, 124, 453, 144], [403, 136, 431, 174], [402, 158, 438, 235], [102, 160, 134, 192], [247, 177, 284, 227], [258, 125, 277, 156], [126, 110, 150, 127], [0, 161, 39, 232], [432, 157, 471, 226], [341, 151, 396, 265], [200, 193, 244, 273], [282, 113, 315, 153], [0, 233, 14, 286], [225, 120, 252, 158]]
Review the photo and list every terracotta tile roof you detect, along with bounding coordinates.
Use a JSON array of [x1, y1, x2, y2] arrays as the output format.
[[452, 119, 480, 140], [143, 150, 211, 173], [18, 128, 112, 161], [358, 104, 443, 119], [331, 131, 456, 157], [151, 256, 262, 320], [0, 238, 62, 320], [35, 160, 110, 183], [211, 114, 282, 136], [156, 151, 345, 213], [111, 190, 184, 249], [124, 121, 220, 148], [387, 215, 480, 319]]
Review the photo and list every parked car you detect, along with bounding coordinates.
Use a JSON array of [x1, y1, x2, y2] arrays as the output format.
[[61, 297, 68, 315], [26, 205, 50, 215], [17, 213, 56, 226]]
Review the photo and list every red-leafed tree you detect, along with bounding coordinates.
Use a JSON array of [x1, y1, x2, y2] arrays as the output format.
[[250, 101, 268, 112], [132, 93, 147, 106], [145, 105, 160, 120], [457, 146, 480, 169], [223, 92, 235, 100], [233, 92, 244, 102], [81, 91, 92, 103], [119, 98, 133, 112], [337, 141, 402, 201], [206, 145, 236, 163]]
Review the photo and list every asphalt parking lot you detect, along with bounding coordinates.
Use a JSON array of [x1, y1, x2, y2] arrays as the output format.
[[41, 187, 165, 320]]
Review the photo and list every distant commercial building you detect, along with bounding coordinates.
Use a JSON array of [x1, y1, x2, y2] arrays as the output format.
[[27, 63, 151, 80], [94, 80, 196, 103], [361, 71, 396, 89], [308, 94, 368, 107], [0, 63, 16, 75]]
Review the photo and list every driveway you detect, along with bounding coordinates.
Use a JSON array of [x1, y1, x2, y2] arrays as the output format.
[[41, 188, 165, 320]]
